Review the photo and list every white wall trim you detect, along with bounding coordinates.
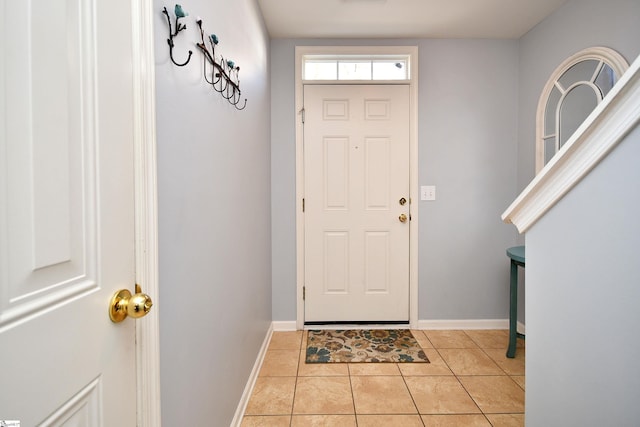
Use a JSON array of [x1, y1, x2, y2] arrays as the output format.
[[503, 53, 640, 233], [294, 45, 419, 329], [418, 319, 509, 330], [230, 323, 274, 427], [132, 0, 161, 425], [272, 320, 298, 331]]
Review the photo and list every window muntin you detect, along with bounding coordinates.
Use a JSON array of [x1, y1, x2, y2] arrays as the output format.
[[535, 47, 629, 173]]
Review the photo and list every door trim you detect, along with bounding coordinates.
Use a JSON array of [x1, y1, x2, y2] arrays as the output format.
[[132, 0, 161, 425], [294, 46, 419, 329]]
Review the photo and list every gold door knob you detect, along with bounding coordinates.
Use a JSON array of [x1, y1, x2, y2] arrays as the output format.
[[109, 284, 153, 323], [399, 213, 408, 223]]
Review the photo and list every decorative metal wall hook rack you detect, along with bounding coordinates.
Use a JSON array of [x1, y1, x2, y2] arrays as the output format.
[[162, 4, 248, 110], [195, 19, 247, 110], [162, 5, 192, 67]]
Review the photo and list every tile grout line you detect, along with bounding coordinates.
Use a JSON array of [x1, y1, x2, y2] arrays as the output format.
[[482, 347, 510, 376], [462, 331, 527, 422], [471, 334, 527, 394], [398, 363, 427, 426], [458, 331, 497, 426], [347, 365, 359, 427], [288, 332, 303, 426], [428, 332, 487, 420]]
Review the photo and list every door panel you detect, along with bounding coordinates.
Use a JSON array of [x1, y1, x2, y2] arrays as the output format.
[[304, 84, 410, 322], [324, 137, 349, 209], [364, 231, 390, 293], [324, 231, 349, 293], [365, 137, 391, 209], [0, 0, 137, 424]]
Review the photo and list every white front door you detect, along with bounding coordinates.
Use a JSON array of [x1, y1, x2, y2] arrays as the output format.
[[0, 0, 138, 425], [304, 84, 410, 322]]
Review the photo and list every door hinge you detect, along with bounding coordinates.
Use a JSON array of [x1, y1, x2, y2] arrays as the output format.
[[303, 286, 306, 300], [301, 107, 305, 124], [302, 198, 305, 212]]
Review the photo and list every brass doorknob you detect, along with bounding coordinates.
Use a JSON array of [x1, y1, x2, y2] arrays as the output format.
[[109, 284, 153, 323], [399, 213, 408, 223]]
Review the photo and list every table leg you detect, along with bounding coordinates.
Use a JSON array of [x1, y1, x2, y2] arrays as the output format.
[[506, 259, 518, 358]]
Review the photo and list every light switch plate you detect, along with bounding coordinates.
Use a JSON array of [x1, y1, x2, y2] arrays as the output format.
[[421, 185, 436, 201]]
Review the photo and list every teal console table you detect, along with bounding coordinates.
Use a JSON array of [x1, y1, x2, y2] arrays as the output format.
[[506, 246, 525, 358]]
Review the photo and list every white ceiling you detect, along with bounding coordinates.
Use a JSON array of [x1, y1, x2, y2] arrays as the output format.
[[257, 0, 568, 39]]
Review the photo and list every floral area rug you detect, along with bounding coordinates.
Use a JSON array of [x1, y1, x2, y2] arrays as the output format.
[[306, 329, 429, 363]]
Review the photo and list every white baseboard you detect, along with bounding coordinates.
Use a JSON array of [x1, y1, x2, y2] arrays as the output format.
[[517, 321, 526, 335], [230, 323, 273, 427], [418, 319, 509, 330], [272, 320, 298, 331]]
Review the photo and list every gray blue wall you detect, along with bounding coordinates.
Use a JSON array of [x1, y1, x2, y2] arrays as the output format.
[[518, 0, 640, 424], [517, 0, 640, 192], [512, 0, 640, 331], [271, 39, 520, 321], [154, 0, 271, 424], [526, 121, 640, 426], [151, 0, 640, 422]]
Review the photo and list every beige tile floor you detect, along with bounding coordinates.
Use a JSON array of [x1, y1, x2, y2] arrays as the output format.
[[242, 329, 525, 427]]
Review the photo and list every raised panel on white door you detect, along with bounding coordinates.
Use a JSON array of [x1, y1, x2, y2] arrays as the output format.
[[323, 231, 349, 293], [365, 137, 391, 210], [1, 0, 97, 330], [323, 99, 349, 120], [40, 378, 101, 427], [324, 137, 349, 210], [365, 99, 391, 120], [364, 231, 390, 293], [31, 0, 81, 269]]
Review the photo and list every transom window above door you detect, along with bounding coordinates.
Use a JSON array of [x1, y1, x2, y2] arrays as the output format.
[[303, 55, 410, 81]]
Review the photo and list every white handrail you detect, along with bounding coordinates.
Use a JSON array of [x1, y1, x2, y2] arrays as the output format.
[[502, 53, 640, 233]]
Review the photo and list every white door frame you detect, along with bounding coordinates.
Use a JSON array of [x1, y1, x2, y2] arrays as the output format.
[[295, 46, 419, 329], [132, 0, 161, 424]]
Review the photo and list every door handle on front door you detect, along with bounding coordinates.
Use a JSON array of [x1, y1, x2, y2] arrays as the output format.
[[109, 284, 153, 323], [399, 213, 408, 223]]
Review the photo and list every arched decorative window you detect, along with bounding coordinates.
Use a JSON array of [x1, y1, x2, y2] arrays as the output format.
[[536, 47, 629, 173]]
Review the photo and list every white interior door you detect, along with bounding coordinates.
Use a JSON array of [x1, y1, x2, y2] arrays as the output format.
[[304, 84, 410, 322], [0, 0, 138, 425]]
